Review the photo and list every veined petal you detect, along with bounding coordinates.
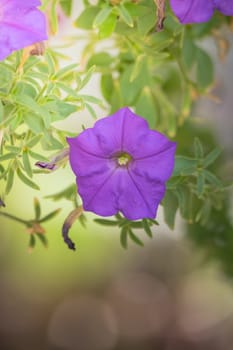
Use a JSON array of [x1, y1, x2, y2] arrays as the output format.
[[170, 0, 214, 23], [68, 137, 114, 176], [131, 142, 176, 182], [78, 166, 165, 220], [119, 168, 165, 220], [77, 168, 119, 217], [214, 0, 233, 15], [70, 108, 128, 158]]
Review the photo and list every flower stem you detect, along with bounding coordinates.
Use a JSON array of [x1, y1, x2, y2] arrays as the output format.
[[0, 211, 28, 225]]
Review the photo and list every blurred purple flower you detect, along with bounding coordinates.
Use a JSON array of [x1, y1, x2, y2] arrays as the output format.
[[0, 0, 47, 61], [170, 0, 233, 24], [68, 107, 176, 220]]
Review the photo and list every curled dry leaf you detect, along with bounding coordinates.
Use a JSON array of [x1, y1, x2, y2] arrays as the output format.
[[62, 206, 83, 250], [154, 0, 166, 31]]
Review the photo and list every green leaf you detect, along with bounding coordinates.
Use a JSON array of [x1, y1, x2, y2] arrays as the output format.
[[22, 150, 32, 178], [0, 153, 17, 162], [94, 219, 118, 226], [182, 32, 197, 69], [173, 156, 198, 177], [5, 167, 14, 194], [28, 235, 36, 250], [36, 233, 48, 248], [120, 63, 148, 105], [196, 48, 214, 89], [52, 63, 78, 80], [26, 134, 43, 148], [130, 54, 146, 82], [142, 219, 153, 238], [203, 170, 222, 187], [128, 229, 144, 246], [87, 52, 113, 69], [101, 74, 114, 103], [74, 6, 100, 29], [0, 100, 4, 122], [15, 94, 51, 126], [163, 190, 179, 229], [23, 113, 45, 133], [204, 147, 222, 167], [137, 8, 156, 36], [17, 168, 40, 190], [34, 198, 41, 220], [118, 4, 134, 27], [197, 171, 205, 197], [39, 208, 61, 223], [194, 137, 204, 158], [50, 0, 59, 34], [93, 7, 112, 28], [135, 87, 158, 128], [98, 13, 117, 38], [29, 151, 49, 162], [59, 0, 72, 16], [120, 227, 128, 249]]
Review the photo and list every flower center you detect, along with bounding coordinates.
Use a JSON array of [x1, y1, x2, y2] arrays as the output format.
[[117, 152, 132, 166]]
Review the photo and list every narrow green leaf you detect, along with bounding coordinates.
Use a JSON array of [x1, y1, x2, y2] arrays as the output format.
[[0, 100, 4, 122], [79, 94, 103, 105], [53, 63, 78, 80], [98, 13, 117, 38], [28, 235, 36, 250], [142, 219, 153, 238], [40, 208, 61, 223], [29, 151, 49, 162], [203, 170, 222, 187], [26, 134, 43, 148], [79, 65, 96, 90], [93, 7, 112, 28], [5, 167, 14, 194], [196, 48, 214, 89], [120, 227, 128, 249], [50, 0, 59, 34], [0, 153, 17, 162], [194, 138, 204, 158], [36, 233, 48, 248], [173, 156, 198, 177], [94, 219, 118, 226], [74, 6, 100, 29], [204, 147, 222, 167], [163, 190, 179, 229], [22, 150, 32, 178], [130, 54, 146, 82], [17, 168, 40, 190], [34, 198, 41, 220], [87, 52, 113, 69], [128, 229, 144, 246], [197, 171, 205, 197], [118, 4, 134, 27]]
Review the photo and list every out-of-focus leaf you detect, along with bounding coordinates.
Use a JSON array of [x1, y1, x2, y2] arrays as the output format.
[[93, 7, 112, 28], [204, 147, 222, 167], [74, 6, 100, 29]]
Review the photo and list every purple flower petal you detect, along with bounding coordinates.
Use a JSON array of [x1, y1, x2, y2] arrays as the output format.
[[68, 107, 176, 220], [214, 0, 233, 15], [0, 0, 47, 61], [170, 0, 214, 23]]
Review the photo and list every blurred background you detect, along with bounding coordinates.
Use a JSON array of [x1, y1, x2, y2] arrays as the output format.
[[1, 3, 233, 350]]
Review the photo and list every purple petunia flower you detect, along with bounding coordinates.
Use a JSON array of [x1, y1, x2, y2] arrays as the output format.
[[170, 0, 233, 24], [0, 0, 47, 61], [68, 107, 176, 220]]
